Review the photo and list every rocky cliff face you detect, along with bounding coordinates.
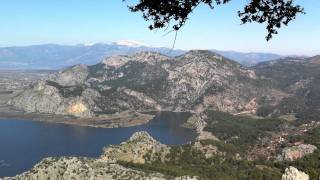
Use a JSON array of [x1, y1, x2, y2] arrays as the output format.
[[9, 50, 282, 118], [2, 131, 198, 180], [8, 80, 94, 117]]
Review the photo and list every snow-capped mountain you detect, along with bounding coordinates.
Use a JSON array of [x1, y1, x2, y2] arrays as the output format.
[[113, 40, 147, 47]]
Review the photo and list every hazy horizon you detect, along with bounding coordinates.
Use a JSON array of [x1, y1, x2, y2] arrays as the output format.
[[0, 40, 312, 57]]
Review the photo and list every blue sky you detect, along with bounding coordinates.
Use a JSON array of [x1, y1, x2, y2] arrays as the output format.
[[0, 0, 319, 55]]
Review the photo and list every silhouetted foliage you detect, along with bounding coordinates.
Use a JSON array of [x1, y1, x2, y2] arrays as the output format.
[[124, 0, 304, 40], [239, 0, 304, 40]]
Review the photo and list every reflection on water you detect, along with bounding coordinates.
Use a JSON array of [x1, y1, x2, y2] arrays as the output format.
[[0, 111, 196, 177]]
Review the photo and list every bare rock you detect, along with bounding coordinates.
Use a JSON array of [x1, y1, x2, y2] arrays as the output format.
[[197, 131, 220, 141], [9, 81, 94, 118], [66, 98, 93, 117], [282, 166, 309, 180], [183, 114, 207, 133], [123, 88, 161, 111], [193, 141, 220, 158], [279, 144, 317, 161], [101, 131, 170, 164], [183, 114, 219, 141], [2, 157, 170, 180], [51, 64, 88, 86], [103, 51, 170, 68], [8, 81, 63, 114]]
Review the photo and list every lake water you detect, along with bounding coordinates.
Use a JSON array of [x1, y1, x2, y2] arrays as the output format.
[[0, 112, 196, 177]]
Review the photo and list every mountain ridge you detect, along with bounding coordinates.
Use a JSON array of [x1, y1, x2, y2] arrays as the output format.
[[8, 50, 284, 119], [253, 55, 320, 122], [0, 43, 290, 69]]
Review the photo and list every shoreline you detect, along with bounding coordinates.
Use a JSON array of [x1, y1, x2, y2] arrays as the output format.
[[0, 106, 155, 128]]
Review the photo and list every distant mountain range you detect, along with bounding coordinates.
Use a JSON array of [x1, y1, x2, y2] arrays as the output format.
[[211, 50, 282, 66], [0, 43, 184, 70], [0, 42, 286, 69]]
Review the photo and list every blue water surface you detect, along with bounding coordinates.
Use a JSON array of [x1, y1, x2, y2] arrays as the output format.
[[0, 112, 196, 177]]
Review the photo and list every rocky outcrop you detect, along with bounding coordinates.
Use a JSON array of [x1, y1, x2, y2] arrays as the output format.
[[197, 131, 219, 141], [2, 157, 171, 180], [184, 115, 221, 158], [183, 114, 207, 133], [102, 52, 170, 67], [2, 131, 198, 180], [8, 81, 64, 114], [192, 141, 222, 158], [9, 50, 283, 118], [50, 64, 89, 86], [282, 166, 309, 180], [123, 88, 161, 111], [183, 114, 219, 141], [8, 81, 94, 118], [278, 144, 317, 161], [101, 131, 170, 164]]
